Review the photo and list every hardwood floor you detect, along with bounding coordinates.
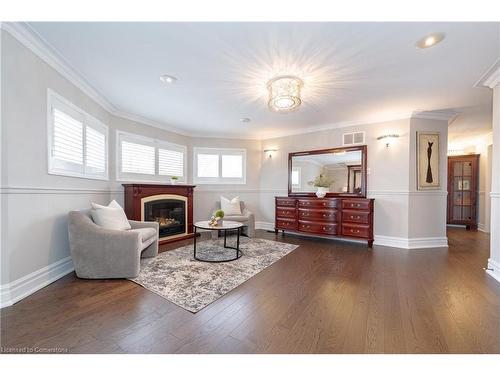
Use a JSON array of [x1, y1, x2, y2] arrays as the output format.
[[1, 228, 500, 353]]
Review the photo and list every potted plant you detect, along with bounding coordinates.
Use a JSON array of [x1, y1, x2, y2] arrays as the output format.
[[214, 209, 225, 225], [308, 168, 334, 198], [170, 176, 179, 185]]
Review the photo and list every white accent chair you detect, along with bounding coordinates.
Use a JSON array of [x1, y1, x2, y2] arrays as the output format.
[[211, 200, 255, 239]]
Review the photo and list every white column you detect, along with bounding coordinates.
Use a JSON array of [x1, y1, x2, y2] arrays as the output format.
[[478, 59, 500, 282]]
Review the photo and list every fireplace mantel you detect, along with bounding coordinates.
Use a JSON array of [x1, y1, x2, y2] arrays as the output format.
[[122, 184, 196, 245]]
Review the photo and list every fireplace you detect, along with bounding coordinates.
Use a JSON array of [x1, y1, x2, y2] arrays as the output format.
[[122, 184, 195, 244], [142, 195, 187, 239]]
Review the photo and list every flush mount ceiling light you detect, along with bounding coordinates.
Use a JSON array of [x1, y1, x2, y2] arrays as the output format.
[[159, 74, 177, 84], [240, 117, 251, 123], [416, 32, 446, 49], [267, 75, 303, 112]]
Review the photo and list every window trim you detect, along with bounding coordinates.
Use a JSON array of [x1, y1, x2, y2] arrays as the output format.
[[115, 130, 187, 183], [47, 89, 109, 181], [193, 147, 247, 185]]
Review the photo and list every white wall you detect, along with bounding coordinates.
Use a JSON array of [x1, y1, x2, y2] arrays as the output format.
[[407, 118, 449, 242], [487, 79, 500, 283], [186, 136, 263, 223]]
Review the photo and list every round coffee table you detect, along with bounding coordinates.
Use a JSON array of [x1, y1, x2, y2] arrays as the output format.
[[193, 221, 244, 262]]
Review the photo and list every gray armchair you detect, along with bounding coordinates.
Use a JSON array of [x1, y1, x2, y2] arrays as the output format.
[[68, 209, 159, 279], [211, 200, 255, 239]]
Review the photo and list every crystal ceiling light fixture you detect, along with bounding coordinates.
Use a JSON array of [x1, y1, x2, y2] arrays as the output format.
[[267, 75, 304, 112]]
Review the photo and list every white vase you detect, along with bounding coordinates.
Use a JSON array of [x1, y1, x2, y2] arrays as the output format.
[[316, 187, 328, 198], [170, 179, 177, 185]]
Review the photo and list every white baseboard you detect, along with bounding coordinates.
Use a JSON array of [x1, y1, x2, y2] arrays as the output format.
[[486, 258, 500, 284], [478, 223, 489, 233], [374, 235, 448, 249], [0, 256, 74, 309], [255, 221, 275, 231]]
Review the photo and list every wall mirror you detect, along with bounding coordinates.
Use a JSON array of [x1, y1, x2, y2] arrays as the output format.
[[288, 145, 367, 197]]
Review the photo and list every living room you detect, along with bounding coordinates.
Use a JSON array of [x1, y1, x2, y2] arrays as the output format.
[[1, 0, 500, 372]]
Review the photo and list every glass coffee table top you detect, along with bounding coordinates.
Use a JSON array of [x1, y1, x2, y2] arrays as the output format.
[[194, 221, 244, 230]]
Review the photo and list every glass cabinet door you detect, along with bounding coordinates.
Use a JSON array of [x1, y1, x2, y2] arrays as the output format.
[[450, 160, 473, 221]]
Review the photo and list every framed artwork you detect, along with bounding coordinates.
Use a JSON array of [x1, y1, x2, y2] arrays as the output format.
[[417, 132, 440, 190]]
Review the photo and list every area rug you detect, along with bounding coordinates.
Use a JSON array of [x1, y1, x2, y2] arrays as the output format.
[[129, 237, 299, 313]]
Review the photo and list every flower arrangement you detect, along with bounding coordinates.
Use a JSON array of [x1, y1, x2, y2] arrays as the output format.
[[308, 168, 334, 188], [214, 209, 225, 219], [208, 209, 225, 226], [170, 176, 179, 184]]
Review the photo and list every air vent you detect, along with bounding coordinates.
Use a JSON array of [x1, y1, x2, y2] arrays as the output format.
[[343, 131, 365, 145]]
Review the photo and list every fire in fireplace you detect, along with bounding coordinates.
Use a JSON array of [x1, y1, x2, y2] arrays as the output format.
[[143, 199, 186, 238]]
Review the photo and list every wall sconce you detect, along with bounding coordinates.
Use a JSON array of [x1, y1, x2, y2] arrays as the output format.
[[377, 134, 400, 148], [264, 148, 278, 158]]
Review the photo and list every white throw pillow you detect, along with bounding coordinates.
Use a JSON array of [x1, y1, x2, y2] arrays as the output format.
[[90, 200, 131, 230], [220, 196, 242, 216]]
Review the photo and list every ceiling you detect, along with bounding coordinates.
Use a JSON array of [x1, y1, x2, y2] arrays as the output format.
[[25, 22, 500, 139]]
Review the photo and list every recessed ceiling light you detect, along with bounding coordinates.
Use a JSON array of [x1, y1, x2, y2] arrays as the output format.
[[416, 32, 445, 49], [159, 74, 177, 84], [240, 118, 251, 123]]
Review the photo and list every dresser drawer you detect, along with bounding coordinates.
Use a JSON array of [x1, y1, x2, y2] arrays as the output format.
[[342, 223, 370, 238], [299, 221, 338, 235], [342, 210, 370, 224], [276, 198, 296, 207], [276, 219, 297, 230], [342, 199, 371, 210], [276, 207, 296, 219], [298, 199, 339, 209], [298, 209, 338, 222]]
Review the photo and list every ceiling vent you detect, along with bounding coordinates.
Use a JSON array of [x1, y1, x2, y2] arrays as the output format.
[[343, 131, 365, 146]]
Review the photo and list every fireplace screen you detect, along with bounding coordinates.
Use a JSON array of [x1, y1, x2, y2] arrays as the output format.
[[143, 199, 186, 238]]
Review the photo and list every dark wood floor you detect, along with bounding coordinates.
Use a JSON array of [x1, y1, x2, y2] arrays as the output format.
[[1, 228, 500, 354]]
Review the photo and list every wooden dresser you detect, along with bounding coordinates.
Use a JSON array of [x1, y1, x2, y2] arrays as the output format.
[[275, 196, 374, 247]]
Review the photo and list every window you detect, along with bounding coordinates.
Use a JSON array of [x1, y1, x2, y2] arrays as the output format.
[[48, 90, 108, 180], [193, 148, 246, 184], [291, 167, 301, 187], [116, 131, 186, 182]]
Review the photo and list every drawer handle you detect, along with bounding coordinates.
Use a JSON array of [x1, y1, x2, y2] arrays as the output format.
[[322, 202, 327, 206], [350, 215, 361, 219], [323, 214, 328, 217], [350, 229, 360, 233], [323, 227, 331, 231]]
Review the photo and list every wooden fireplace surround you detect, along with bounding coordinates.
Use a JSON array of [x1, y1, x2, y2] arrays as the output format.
[[122, 184, 196, 245]]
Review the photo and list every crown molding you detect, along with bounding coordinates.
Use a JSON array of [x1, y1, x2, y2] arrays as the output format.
[[1, 22, 196, 137], [411, 109, 460, 123], [475, 58, 500, 89], [2, 22, 116, 114]]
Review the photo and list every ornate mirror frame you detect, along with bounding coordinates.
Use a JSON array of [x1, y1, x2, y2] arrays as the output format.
[[288, 145, 367, 197]]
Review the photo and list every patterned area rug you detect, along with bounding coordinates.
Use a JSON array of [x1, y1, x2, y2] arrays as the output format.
[[129, 237, 299, 313]]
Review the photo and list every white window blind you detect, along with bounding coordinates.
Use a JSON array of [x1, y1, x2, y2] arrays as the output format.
[[159, 148, 184, 177], [197, 154, 219, 178], [116, 131, 186, 182], [52, 108, 83, 166], [85, 125, 106, 173], [193, 148, 246, 184], [121, 141, 155, 175], [291, 168, 301, 186], [48, 90, 108, 180], [221, 154, 242, 178]]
